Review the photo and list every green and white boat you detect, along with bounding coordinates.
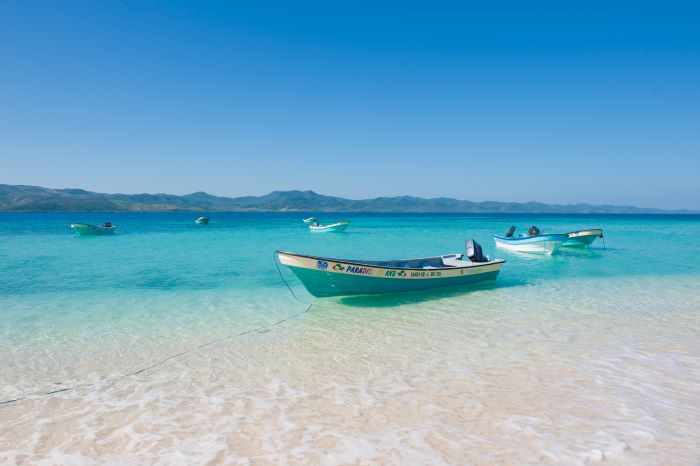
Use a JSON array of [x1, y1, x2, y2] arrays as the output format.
[[562, 229, 604, 247], [303, 217, 318, 224], [309, 221, 349, 232], [70, 222, 116, 236], [195, 216, 210, 225], [277, 240, 504, 297]]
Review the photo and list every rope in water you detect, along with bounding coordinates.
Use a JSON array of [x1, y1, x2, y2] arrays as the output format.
[[0, 253, 311, 407]]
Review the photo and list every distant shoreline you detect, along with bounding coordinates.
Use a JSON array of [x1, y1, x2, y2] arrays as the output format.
[[3, 211, 699, 218], [0, 184, 695, 214]]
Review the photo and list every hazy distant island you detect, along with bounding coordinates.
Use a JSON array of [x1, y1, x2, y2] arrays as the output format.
[[0, 184, 691, 214]]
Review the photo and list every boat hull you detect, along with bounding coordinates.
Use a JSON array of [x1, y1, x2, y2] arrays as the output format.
[[195, 217, 210, 224], [309, 222, 349, 232], [303, 217, 318, 224], [70, 223, 116, 236], [277, 251, 504, 297], [562, 229, 603, 247], [493, 234, 568, 255]]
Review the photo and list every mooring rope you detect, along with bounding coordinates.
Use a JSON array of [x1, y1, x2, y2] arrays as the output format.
[[272, 251, 310, 305], [0, 253, 311, 407]]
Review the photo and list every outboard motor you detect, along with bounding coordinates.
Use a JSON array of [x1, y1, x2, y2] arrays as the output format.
[[528, 225, 540, 236], [466, 239, 488, 263], [505, 225, 516, 237]]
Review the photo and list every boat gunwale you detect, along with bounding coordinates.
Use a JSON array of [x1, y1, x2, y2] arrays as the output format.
[[276, 250, 505, 271]]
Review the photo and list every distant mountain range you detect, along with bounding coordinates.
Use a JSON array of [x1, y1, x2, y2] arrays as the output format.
[[0, 184, 689, 214]]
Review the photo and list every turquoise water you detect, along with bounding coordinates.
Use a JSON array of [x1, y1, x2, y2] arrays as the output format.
[[2, 213, 700, 464]]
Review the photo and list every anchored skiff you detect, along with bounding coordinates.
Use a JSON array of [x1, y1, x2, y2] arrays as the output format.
[[277, 244, 504, 297], [562, 229, 604, 247]]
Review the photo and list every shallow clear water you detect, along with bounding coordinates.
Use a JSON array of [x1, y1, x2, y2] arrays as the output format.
[[1, 213, 699, 464]]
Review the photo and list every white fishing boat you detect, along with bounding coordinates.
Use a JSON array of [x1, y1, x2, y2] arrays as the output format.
[[309, 221, 349, 232]]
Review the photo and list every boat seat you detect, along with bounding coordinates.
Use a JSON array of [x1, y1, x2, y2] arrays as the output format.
[[441, 257, 472, 267]]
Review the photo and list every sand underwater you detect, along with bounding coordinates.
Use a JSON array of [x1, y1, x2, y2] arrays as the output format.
[[1, 212, 699, 465]]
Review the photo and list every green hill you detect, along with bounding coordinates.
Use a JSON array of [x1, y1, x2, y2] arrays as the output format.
[[0, 184, 682, 213]]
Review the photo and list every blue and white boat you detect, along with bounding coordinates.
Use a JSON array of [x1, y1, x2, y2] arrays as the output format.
[[493, 226, 568, 255], [277, 240, 504, 297]]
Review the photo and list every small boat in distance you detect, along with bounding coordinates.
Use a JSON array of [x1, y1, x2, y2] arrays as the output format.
[[195, 216, 210, 225], [277, 239, 504, 297], [309, 221, 349, 233], [303, 217, 318, 224], [70, 222, 116, 236], [562, 229, 604, 247], [493, 225, 567, 255]]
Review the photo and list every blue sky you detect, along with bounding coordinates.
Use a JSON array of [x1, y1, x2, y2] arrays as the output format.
[[1, 1, 698, 209]]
